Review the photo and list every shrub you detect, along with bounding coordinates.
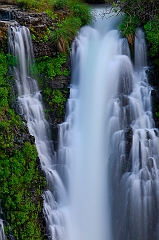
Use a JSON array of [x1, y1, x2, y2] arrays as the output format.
[[144, 17, 159, 57], [119, 15, 139, 36], [50, 16, 82, 52]]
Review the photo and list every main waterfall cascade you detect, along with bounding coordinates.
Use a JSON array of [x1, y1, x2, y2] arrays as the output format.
[[59, 7, 159, 240], [5, 7, 159, 240]]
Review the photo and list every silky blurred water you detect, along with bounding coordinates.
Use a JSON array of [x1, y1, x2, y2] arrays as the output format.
[[7, 8, 159, 240]]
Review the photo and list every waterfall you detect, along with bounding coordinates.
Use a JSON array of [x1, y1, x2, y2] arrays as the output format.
[[0, 220, 5, 240], [8, 26, 66, 239], [58, 8, 123, 240], [109, 28, 159, 240], [6, 7, 159, 240], [58, 8, 159, 240]]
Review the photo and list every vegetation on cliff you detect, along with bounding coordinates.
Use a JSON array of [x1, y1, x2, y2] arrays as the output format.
[[0, 51, 46, 239], [113, 1, 159, 57], [0, 0, 91, 239], [28, 0, 91, 130]]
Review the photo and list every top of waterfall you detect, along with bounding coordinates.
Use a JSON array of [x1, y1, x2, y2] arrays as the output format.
[[91, 6, 123, 34], [0, 20, 18, 26]]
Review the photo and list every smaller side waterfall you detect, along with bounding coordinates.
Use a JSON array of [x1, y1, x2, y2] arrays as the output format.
[[135, 28, 147, 68], [8, 26, 67, 240], [0, 220, 5, 240]]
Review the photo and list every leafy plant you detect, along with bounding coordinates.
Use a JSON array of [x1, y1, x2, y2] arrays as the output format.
[[43, 88, 68, 118], [51, 16, 82, 52], [0, 51, 45, 240], [34, 53, 70, 82], [31, 33, 36, 40], [16, 0, 39, 10], [144, 17, 159, 57], [119, 15, 139, 36], [69, 1, 91, 25], [54, 0, 67, 10], [45, 9, 58, 20]]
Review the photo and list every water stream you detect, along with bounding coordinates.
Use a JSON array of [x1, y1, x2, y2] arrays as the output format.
[[8, 26, 66, 239], [6, 7, 159, 240], [58, 8, 159, 240], [0, 220, 5, 240]]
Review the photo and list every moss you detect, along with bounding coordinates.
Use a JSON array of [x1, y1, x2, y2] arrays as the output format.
[[43, 88, 69, 122], [144, 17, 159, 57], [51, 0, 91, 53], [0, 51, 46, 239], [27, 0, 91, 53], [33, 53, 69, 83], [0, 1, 91, 238]]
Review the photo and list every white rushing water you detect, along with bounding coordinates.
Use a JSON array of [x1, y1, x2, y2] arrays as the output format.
[[0, 220, 5, 240], [7, 7, 159, 240], [58, 8, 159, 240], [58, 8, 123, 240], [8, 26, 66, 239], [109, 29, 159, 240]]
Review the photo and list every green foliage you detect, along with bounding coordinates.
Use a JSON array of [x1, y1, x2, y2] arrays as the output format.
[[50, 0, 91, 51], [43, 88, 68, 121], [15, 0, 56, 10], [144, 18, 159, 57], [34, 53, 69, 82], [119, 15, 139, 36], [54, 0, 67, 10], [15, 0, 91, 53], [16, 0, 39, 10], [0, 52, 10, 109], [7, 54, 18, 67], [0, 51, 45, 239], [31, 33, 36, 40], [51, 16, 82, 50], [1, 142, 45, 239], [45, 9, 58, 20], [68, 1, 91, 26], [44, 88, 66, 115]]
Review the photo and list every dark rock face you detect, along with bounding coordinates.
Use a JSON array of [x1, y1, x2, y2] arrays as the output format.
[[10, 10, 52, 27], [0, 4, 70, 150], [0, 4, 57, 57], [49, 75, 69, 89], [12, 10, 56, 57], [145, 68, 159, 128], [33, 40, 56, 58]]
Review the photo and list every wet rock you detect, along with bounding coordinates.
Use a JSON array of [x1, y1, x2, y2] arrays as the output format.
[[146, 130, 151, 140], [151, 89, 156, 97], [119, 94, 129, 107], [0, 5, 56, 57], [50, 75, 70, 89], [124, 126, 133, 141], [154, 129, 158, 136], [146, 67, 159, 87], [33, 40, 56, 58], [147, 157, 154, 173]]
